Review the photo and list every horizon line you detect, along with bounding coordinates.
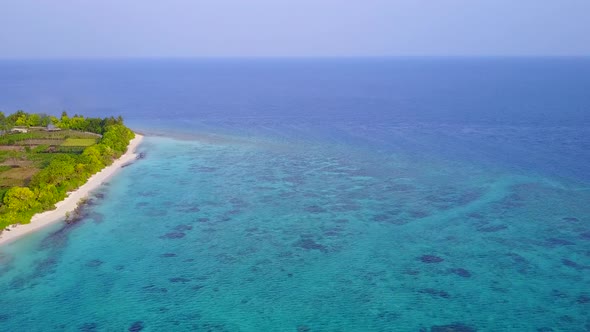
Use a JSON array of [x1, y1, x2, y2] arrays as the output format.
[[0, 55, 589, 61]]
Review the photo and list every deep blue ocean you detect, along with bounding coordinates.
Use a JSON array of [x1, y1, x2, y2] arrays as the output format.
[[0, 58, 589, 331]]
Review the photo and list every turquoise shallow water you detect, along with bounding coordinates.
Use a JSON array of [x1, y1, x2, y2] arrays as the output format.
[[1, 130, 589, 331]]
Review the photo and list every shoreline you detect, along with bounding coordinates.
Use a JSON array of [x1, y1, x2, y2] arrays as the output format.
[[0, 133, 144, 247]]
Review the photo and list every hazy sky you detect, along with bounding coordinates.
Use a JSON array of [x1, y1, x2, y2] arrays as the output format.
[[1, 0, 589, 58]]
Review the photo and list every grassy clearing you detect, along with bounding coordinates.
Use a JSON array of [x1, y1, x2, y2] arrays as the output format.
[[0, 167, 39, 187], [15, 139, 64, 146], [61, 138, 97, 147]]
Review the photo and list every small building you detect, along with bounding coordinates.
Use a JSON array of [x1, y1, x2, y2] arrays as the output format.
[[10, 128, 28, 133], [46, 123, 61, 131]]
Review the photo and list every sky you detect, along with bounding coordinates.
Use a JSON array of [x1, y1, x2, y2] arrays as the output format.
[[0, 0, 589, 58]]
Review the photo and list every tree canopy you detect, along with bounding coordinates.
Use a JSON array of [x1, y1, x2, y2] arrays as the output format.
[[0, 110, 124, 134]]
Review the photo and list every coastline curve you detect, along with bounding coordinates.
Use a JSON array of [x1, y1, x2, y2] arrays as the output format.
[[0, 133, 144, 246]]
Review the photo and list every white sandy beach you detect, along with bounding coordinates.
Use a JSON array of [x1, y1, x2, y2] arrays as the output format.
[[0, 133, 144, 246]]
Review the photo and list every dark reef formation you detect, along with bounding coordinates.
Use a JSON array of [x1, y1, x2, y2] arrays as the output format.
[[428, 323, 477, 331], [85, 259, 103, 267], [419, 255, 444, 263], [79, 322, 98, 332], [419, 288, 450, 299], [293, 237, 328, 253], [159, 232, 186, 239], [128, 321, 144, 332], [449, 268, 472, 278], [476, 224, 507, 233]]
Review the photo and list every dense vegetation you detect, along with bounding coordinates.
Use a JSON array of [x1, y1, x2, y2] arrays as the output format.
[[0, 110, 124, 134], [0, 111, 134, 228]]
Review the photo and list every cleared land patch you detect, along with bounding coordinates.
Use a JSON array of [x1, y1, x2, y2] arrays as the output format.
[[0, 167, 38, 187], [15, 139, 64, 146], [61, 138, 97, 147]]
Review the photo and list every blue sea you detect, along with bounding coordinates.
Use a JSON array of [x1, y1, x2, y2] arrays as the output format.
[[0, 58, 589, 331]]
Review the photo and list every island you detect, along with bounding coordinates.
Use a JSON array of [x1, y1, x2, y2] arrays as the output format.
[[0, 110, 143, 245]]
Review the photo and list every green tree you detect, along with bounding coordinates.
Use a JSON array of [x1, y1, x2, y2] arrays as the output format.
[[3, 187, 39, 212], [84, 118, 104, 134], [30, 155, 76, 187], [39, 113, 52, 126], [26, 113, 41, 127], [14, 113, 27, 126], [0, 112, 9, 135], [7, 110, 25, 125], [69, 115, 86, 130], [34, 184, 62, 209], [60, 111, 70, 129]]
